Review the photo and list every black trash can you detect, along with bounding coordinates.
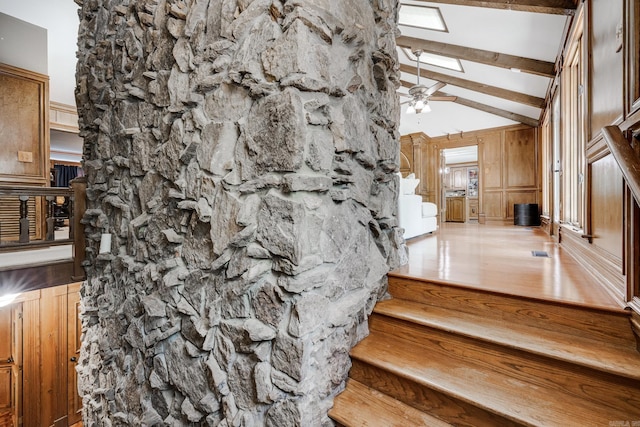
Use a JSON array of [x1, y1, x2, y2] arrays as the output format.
[[514, 203, 540, 226]]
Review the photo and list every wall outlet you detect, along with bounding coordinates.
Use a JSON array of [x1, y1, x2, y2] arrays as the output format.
[[17, 151, 33, 163]]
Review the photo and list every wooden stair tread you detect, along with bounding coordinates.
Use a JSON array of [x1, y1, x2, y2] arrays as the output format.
[[370, 314, 640, 416], [387, 276, 634, 346], [330, 379, 453, 427], [374, 298, 640, 380], [351, 330, 640, 426]]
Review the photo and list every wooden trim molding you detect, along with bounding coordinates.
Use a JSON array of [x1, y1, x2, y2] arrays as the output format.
[[559, 225, 626, 306]]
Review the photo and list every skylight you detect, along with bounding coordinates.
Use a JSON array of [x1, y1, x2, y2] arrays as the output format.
[[402, 48, 464, 72], [398, 4, 447, 32]]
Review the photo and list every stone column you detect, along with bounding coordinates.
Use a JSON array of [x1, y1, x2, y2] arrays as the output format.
[[75, 0, 404, 425]]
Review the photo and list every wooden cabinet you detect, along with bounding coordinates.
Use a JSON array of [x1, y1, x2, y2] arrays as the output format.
[[446, 197, 466, 222], [468, 198, 479, 220], [444, 165, 477, 192]]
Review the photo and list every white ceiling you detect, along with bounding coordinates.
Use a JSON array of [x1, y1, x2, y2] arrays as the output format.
[[0, 0, 79, 106], [0, 1, 572, 152]]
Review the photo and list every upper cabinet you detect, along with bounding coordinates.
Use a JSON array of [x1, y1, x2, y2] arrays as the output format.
[[451, 167, 466, 190]]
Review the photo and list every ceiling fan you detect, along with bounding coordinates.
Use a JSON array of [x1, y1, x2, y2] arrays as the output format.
[[401, 50, 457, 114]]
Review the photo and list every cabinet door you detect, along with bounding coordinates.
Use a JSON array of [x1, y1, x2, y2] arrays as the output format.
[[468, 200, 479, 219], [454, 199, 463, 221], [0, 305, 20, 427], [452, 168, 466, 189], [0, 364, 10, 427], [67, 284, 82, 425], [446, 198, 464, 222]]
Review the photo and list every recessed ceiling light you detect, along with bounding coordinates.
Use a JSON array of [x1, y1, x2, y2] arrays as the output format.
[[399, 4, 448, 32], [403, 48, 463, 72]]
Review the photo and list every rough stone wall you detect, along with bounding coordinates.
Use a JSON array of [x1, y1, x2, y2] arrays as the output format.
[[75, 0, 404, 425]]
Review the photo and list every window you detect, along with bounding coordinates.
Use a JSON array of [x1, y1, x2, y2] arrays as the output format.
[[628, 0, 640, 112], [560, 25, 586, 229], [402, 48, 464, 73], [398, 4, 447, 32]]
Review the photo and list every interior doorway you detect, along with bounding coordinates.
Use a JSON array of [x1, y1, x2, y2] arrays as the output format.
[[441, 146, 479, 224]]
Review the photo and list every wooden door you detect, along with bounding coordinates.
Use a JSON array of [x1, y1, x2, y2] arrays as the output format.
[[67, 283, 82, 425]]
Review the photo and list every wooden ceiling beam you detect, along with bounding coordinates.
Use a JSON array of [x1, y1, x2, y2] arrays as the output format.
[[399, 63, 546, 108], [441, 91, 540, 127], [397, 36, 556, 78], [403, 0, 577, 15], [399, 81, 539, 127], [400, 90, 540, 127]]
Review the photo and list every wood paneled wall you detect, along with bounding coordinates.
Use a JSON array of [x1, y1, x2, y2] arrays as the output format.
[[590, 153, 624, 258], [542, 0, 640, 308], [405, 125, 539, 221], [0, 64, 49, 187], [481, 126, 539, 220], [589, 0, 624, 135]]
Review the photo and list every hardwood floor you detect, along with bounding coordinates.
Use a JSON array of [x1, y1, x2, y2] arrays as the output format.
[[330, 222, 640, 426], [393, 222, 622, 309]]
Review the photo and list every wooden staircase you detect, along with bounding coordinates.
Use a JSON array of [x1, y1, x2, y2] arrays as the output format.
[[330, 274, 640, 427]]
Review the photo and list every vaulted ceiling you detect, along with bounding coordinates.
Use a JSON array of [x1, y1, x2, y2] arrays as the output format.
[[397, 0, 577, 137], [0, 0, 577, 151]]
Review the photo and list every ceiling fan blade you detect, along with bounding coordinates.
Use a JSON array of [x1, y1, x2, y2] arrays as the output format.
[[429, 96, 457, 102], [400, 100, 411, 105], [425, 81, 446, 96]]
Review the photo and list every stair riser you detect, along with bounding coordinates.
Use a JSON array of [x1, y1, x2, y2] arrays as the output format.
[[350, 359, 523, 427], [389, 276, 633, 346], [369, 314, 640, 418]]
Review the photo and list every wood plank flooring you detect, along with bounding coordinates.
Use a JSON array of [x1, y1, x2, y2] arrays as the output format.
[[330, 222, 640, 426], [393, 222, 622, 309]]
